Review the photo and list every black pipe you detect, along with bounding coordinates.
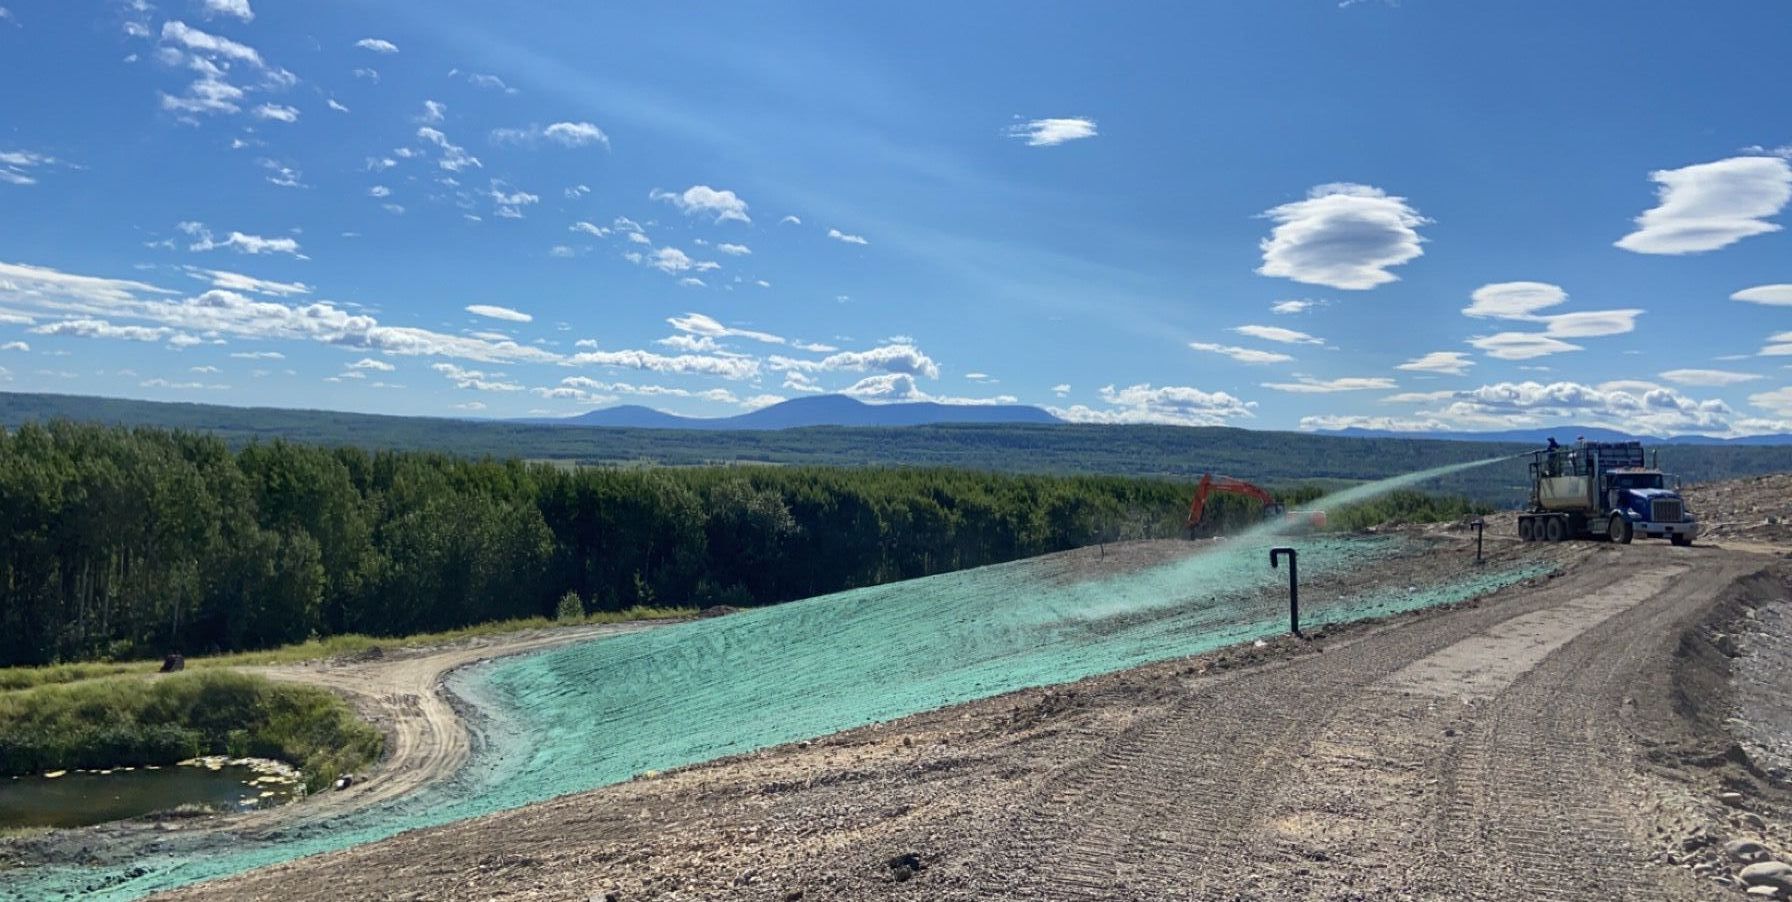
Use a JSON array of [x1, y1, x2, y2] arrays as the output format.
[[1270, 546, 1300, 637], [1472, 518, 1485, 564]]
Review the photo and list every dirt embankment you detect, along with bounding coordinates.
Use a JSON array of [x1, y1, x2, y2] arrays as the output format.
[[161, 529, 1792, 902]]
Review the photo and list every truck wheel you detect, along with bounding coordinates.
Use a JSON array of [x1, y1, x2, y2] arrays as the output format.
[[1517, 518, 1533, 541], [1607, 516, 1633, 545], [1671, 534, 1692, 547], [1544, 517, 1566, 542]]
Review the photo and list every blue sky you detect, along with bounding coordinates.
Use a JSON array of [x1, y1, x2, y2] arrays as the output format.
[[2, 1, 1790, 434]]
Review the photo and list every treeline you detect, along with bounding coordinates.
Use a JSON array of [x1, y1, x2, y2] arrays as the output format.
[[1, 421, 1244, 667]]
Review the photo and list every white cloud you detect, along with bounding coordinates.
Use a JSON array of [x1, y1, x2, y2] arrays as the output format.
[[1660, 368, 1760, 387], [1231, 324, 1322, 345], [466, 304, 532, 323], [347, 357, 395, 372], [782, 370, 823, 393], [1006, 117, 1097, 146], [1396, 351, 1474, 375], [353, 67, 379, 81], [492, 122, 609, 147], [1382, 390, 1457, 404], [229, 350, 283, 360], [779, 215, 801, 225], [1468, 332, 1583, 360], [417, 127, 481, 172], [141, 378, 227, 390], [565, 348, 760, 380], [1734, 284, 1792, 306], [1615, 156, 1792, 254], [1257, 183, 1427, 290], [454, 401, 486, 411], [1749, 387, 1792, 417], [678, 277, 706, 288], [1463, 281, 1567, 319], [487, 181, 540, 218], [1052, 383, 1070, 397], [645, 247, 695, 274], [327, 98, 349, 113], [1, 341, 27, 351], [1052, 383, 1255, 426], [1187, 342, 1294, 364], [252, 103, 297, 123], [368, 185, 391, 198], [31, 318, 181, 343], [651, 185, 750, 224], [716, 243, 751, 256], [161, 21, 261, 67], [838, 373, 1016, 406], [1270, 299, 1320, 315], [627, 232, 651, 245], [1, 262, 568, 367], [827, 228, 869, 246], [419, 99, 446, 124], [355, 38, 398, 53], [548, 245, 576, 258], [181, 222, 302, 256], [1261, 376, 1396, 393], [771, 343, 940, 379], [432, 362, 521, 391], [466, 73, 513, 93], [186, 267, 310, 296], [0, 150, 71, 187], [570, 221, 608, 237], [1298, 414, 1448, 433], [1540, 309, 1642, 338], [1453, 380, 1733, 434], [543, 121, 607, 146], [200, 0, 254, 21]]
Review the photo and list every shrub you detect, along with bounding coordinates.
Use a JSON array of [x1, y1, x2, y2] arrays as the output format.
[[556, 590, 585, 621]]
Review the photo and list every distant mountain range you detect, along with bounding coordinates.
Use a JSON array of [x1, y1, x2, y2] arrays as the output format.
[[1319, 425, 1792, 446], [518, 394, 1063, 430]]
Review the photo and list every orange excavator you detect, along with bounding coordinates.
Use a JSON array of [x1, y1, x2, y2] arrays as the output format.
[[1185, 473, 1327, 533]]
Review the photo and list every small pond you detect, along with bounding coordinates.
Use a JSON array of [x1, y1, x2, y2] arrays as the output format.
[[0, 759, 301, 830]]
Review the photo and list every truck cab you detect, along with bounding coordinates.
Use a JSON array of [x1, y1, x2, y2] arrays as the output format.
[[1519, 441, 1698, 545]]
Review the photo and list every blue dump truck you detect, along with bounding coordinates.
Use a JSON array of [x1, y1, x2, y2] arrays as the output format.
[[1516, 440, 1698, 545]]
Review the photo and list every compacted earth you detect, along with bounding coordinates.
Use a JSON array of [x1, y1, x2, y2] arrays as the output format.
[[14, 478, 1792, 901]]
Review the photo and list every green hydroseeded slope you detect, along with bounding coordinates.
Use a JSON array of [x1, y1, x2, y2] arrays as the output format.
[[8, 535, 1542, 901]]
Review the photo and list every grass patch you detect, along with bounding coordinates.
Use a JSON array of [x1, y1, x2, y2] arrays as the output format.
[[0, 606, 694, 693], [0, 670, 381, 793]]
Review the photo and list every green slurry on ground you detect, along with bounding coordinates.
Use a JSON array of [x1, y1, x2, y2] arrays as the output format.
[[10, 536, 1545, 901]]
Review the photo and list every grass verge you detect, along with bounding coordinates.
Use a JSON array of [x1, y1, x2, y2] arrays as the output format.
[[0, 670, 381, 793], [0, 606, 695, 693]]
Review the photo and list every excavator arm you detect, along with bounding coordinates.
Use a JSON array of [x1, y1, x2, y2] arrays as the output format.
[[1186, 473, 1279, 529]]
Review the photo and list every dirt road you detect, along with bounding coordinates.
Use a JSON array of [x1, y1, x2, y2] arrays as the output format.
[[161, 538, 1791, 901], [230, 621, 665, 830]]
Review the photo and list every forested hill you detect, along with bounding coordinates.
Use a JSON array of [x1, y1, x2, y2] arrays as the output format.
[[5, 391, 1792, 503], [0, 420, 1236, 667]]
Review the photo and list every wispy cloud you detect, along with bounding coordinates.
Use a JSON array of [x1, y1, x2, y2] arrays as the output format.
[[355, 38, 398, 53], [827, 228, 869, 246], [1006, 117, 1098, 146]]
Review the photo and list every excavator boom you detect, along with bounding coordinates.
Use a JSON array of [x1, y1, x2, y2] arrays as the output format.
[[1186, 473, 1279, 529]]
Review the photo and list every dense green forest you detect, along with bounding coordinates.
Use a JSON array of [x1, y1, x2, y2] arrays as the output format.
[[10, 392, 1792, 503], [4, 421, 1294, 667]]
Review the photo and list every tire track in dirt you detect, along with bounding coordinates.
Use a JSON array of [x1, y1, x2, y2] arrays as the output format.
[[964, 549, 1742, 900]]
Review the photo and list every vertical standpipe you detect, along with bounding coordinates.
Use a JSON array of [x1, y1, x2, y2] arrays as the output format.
[[1270, 546, 1300, 637]]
